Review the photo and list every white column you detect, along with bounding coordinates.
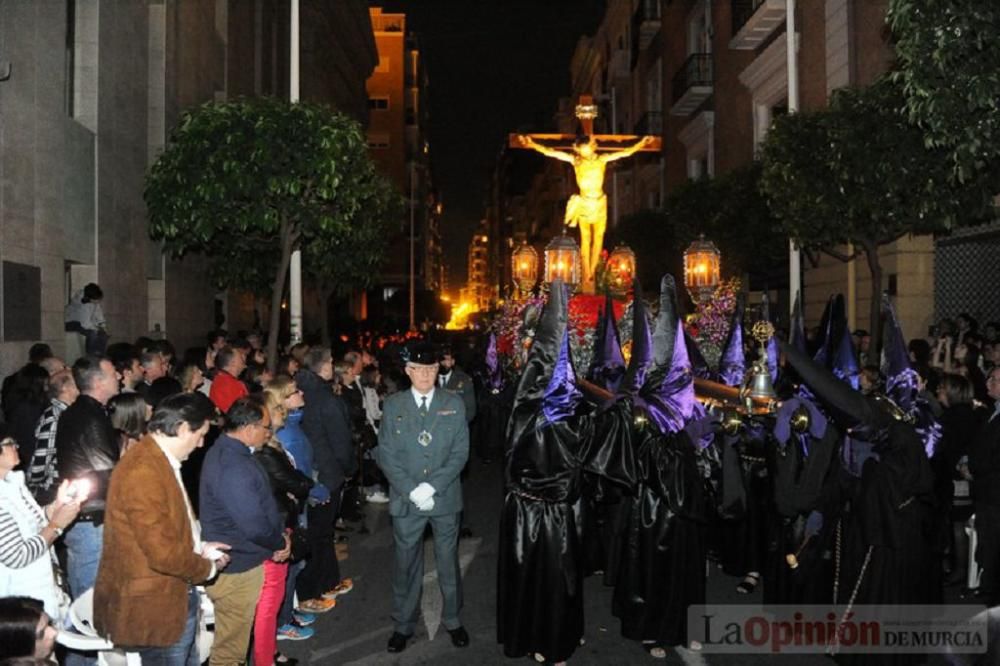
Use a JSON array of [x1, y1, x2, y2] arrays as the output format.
[[786, 0, 801, 320], [288, 0, 303, 343]]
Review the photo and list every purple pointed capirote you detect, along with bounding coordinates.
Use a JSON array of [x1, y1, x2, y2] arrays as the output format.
[[587, 291, 626, 392], [619, 279, 652, 396], [541, 283, 582, 424], [761, 292, 779, 381], [485, 332, 502, 390], [718, 295, 746, 387]]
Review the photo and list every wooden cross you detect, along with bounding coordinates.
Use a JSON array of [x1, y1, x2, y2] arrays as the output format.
[[508, 95, 662, 153], [507, 94, 662, 294]]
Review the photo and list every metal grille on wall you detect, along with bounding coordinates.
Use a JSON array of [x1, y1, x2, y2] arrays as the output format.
[[935, 220, 1000, 325]]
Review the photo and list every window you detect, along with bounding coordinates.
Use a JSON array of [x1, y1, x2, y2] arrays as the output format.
[[368, 96, 389, 111], [678, 111, 715, 179], [367, 133, 390, 150], [687, 0, 711, 56]]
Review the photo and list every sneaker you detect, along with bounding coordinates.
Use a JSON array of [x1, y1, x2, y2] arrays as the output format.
[[323, 578, 354, 600], [296, 597, 336, 614], [292, 611, 316, 626], [277, 624, 315, 641]]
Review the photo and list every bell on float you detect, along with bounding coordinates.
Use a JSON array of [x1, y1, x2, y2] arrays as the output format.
[[746, 357, 776, 404]]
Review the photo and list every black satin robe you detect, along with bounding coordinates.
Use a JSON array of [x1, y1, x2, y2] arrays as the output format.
[[497, 401, 636, 663], [610, 426, 707, 646], [835, 421, 938, 666]]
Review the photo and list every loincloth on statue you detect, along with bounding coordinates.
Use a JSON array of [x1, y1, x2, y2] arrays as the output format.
[[565, 193, 607, 228]]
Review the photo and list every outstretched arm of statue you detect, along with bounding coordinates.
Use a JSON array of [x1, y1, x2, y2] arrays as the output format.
[[517, 134, 575, 164], [601, 135, 655, 163]]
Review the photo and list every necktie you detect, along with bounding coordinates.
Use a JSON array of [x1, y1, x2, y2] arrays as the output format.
[[420, 396, 428, 416]]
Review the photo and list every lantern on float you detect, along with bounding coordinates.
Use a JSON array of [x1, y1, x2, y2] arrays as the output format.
[[511, 241, 539, 294], [607, 244, 636, 296], [544, 232, 581, 288], [683, 234, 721, 304]]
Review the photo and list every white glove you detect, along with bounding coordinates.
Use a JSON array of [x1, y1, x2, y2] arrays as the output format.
[[416, 496, 435, 512], [409, 482, 435, 506]]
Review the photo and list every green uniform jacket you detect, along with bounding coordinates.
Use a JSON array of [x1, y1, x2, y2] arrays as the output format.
[[376, 389, 469, 517]]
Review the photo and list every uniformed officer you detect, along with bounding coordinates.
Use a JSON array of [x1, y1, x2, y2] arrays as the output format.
[[438, 346, 476, 423], [376, 343, 470, 653]]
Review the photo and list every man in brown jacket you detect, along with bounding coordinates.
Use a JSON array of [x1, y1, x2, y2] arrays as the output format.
[[95, 393, 230, 664]]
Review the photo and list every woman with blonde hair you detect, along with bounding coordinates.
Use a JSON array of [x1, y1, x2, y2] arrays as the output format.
[[252, 381, 315, 664]]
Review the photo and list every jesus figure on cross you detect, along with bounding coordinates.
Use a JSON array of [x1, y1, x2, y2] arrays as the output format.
[[510, 97, 661, 293]]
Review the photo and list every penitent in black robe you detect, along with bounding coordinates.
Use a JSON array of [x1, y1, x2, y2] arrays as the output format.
[[611, 421, 707, 647]]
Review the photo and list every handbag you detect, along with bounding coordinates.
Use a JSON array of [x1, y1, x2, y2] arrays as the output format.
[[289, 527, 311, 562]]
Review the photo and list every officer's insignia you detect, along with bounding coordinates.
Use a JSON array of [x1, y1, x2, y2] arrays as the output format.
[[437, 410, 456, 416], [417, 430, 432, 447]]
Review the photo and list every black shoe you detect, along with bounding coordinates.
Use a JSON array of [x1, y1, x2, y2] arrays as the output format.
[[387, 632, 412, 653], [447, 626, 470, 647], [459, 526, 473, 539]]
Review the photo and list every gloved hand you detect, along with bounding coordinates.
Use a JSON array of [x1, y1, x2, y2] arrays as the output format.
[[409, 482, 435, 507], [416, 496, 435, 512], [805, 510, 824, 538]]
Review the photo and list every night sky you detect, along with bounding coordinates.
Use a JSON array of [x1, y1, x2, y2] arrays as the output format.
[[378, 1, 607, 289]]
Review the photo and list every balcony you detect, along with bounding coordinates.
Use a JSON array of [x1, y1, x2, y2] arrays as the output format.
[[730, 0, 787, 50], [634, 111, 663, 136], [670, 54, 713, 116], [634, 0, 662, 51]]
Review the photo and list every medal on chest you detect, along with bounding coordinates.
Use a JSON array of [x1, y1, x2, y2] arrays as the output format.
[[417, 430, 433, 447]]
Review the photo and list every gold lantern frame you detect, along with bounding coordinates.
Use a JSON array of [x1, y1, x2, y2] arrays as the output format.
[[544, 232, 581, 289], [607, 243, 636, 296], [683, 234, 721, 304], [511, 241, 539, 294]]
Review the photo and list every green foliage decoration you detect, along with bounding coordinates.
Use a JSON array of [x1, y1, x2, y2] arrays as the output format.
[[888, 0, 1000, 183], [145, 96, 389, 365], [759, 76, 996, 338]]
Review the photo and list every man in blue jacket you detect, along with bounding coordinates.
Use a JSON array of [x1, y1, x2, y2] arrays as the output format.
[[201, 396, 289, 666]]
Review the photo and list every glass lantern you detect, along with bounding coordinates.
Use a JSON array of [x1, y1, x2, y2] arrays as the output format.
[[683, 234, 721, 304], [607, 244, 636, 296], [544, 232, 581, 288], [511, 241, 539, 294]]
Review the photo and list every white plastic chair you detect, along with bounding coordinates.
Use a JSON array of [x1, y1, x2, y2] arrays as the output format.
[[57, 588, 138, 666]]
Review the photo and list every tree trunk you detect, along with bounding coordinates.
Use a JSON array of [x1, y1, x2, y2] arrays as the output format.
[[862, 239, 883, 357], [267, 220, 296, 373]]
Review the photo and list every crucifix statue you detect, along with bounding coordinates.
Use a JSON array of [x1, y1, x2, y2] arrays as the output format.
[[510, 95, 662, 294]]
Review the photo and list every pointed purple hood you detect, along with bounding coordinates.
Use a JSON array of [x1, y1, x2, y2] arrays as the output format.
[[829, 296, 860, 391], [618, 280, 652, 396], [718, 295, 746, 387], [485, 332, 503, 390], [509, 281, 582, 442], [880, 293, 917, 412], [760, 292, 780, 381], [639, 275, 700, 436], [587, 291, 626, 392]]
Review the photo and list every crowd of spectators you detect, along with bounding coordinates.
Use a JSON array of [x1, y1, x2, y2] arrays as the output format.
[[0, 326, 413, 665]]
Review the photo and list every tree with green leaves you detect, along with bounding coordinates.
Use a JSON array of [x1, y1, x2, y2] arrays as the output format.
[[888, 0, 1000, 183], [610, 163, 784, 299], [146, 97, 380, 366], [760, 76, 996, 339], [303, 172, 403, 344]]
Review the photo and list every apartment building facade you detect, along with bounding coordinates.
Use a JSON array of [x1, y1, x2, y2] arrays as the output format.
[[0, 0, 376, 376]]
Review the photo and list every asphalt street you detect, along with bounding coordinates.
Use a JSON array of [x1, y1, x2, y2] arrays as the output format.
[[278, 456, 967, 665]]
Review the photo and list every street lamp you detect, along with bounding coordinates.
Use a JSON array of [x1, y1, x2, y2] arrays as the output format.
[[607, 243, 636, 296], [511, 241, 539, 294], [683, 234, 721, 304], [544, 232, 581, 289]]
